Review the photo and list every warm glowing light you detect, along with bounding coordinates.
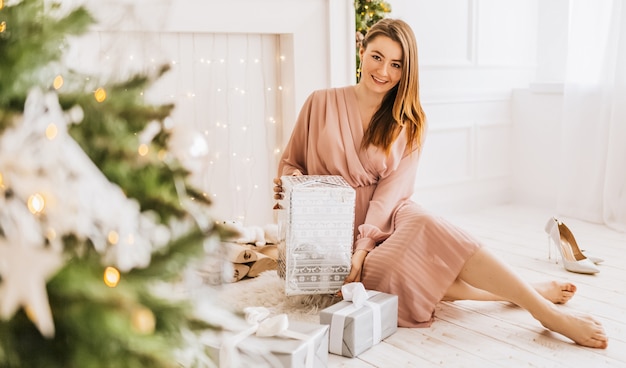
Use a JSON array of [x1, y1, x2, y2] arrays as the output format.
[[104, 266, 121, 288], [27, 193, 45, 214], [45, 123, 58, 140], [0, 0, 4, 10], [0, 172, 3, 187], [0, 22, 5, 34], [94, 87, 107, 102], [108, 230, 119, 245], [53, 75, 64, 90], [46, 228, 57, 241], [138, 143, 149, 156], [132, 307, 156, 334]]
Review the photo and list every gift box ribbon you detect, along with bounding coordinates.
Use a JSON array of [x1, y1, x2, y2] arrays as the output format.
[[220, 307, 315, 368], [328, 282, 382, 355]]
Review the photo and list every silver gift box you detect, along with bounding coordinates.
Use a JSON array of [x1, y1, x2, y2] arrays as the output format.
[[277, 175, 356, 295], [319, 292, 398, 358], [206, 320, 329, 367]]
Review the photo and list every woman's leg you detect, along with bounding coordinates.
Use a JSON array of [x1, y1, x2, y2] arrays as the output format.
[[443, 279, 577, 304], [453, 247, 608, 349]]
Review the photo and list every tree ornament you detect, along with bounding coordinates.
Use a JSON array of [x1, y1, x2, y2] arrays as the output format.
[[0, 242, 63, 338]]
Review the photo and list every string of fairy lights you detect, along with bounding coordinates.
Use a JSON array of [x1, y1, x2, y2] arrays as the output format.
[[65, 30, 284, 226]]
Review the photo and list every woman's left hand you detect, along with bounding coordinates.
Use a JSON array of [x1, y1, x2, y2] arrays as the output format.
[[343, 249, 368, 284], [337, 249, 368, 298]]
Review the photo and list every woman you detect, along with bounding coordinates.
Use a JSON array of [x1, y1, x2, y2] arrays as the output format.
[[274, 18, 607, 349]]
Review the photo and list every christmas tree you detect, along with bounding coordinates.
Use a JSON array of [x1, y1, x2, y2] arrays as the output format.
[[354, 0, 392, 80], [0, 1, 233, 366]]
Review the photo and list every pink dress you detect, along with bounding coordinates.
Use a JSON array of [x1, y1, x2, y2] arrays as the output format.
[[278, 86, 482, 327]]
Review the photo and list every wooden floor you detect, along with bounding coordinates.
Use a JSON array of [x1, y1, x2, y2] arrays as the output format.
[[326, 204, 626, 367]]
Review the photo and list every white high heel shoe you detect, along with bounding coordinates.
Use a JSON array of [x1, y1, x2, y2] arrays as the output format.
[[544, 217, 600, 274]]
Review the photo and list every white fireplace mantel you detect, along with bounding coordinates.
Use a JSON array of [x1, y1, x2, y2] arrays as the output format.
[[88, 0, 355, 136]]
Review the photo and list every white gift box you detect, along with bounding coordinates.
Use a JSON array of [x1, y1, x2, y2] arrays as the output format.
[[319, 283, 398, 358], [277, 175, 356, 295], [204, 309, 329, 368]]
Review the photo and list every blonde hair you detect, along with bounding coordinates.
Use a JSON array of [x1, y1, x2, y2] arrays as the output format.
[[360, 18, 427, 154]]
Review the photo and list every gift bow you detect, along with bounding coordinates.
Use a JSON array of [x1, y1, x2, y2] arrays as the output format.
[[329, 282, 382, 355], [221, 307, 315, 368]]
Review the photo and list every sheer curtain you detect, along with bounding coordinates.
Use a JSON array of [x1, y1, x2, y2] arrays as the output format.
[[66, 30, 282, 227], [557, 0, 626, 232], [160, 33, 282, 227]]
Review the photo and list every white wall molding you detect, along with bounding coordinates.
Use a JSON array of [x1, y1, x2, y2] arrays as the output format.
[[422, 90, 511, 105]]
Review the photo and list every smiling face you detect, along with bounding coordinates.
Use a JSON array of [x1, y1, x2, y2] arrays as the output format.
[[359, 35, 403, 95]]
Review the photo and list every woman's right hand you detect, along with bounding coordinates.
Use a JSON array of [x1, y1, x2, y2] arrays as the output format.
[[272, 169, 302, 207]]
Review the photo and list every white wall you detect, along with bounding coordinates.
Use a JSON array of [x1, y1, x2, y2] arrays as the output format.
[[511, 88, 563, 209], [388, 0, 539, 213], [510, 0, 569, 210]]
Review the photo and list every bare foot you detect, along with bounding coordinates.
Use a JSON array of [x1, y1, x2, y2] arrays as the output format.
[[533, 281, 576, 304], [540, 308, 608, 349]]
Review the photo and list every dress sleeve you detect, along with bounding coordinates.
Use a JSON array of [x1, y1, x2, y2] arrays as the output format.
[[277, 93, 314, 176], [353, 148, 420, 252]]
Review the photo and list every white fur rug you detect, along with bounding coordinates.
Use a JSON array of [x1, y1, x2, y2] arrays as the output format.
[[217, 270, 339, 323]]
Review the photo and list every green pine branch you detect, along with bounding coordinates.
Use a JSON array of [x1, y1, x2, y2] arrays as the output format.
[[0, 1, 229, 367], [0, 0, 93, 126]]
